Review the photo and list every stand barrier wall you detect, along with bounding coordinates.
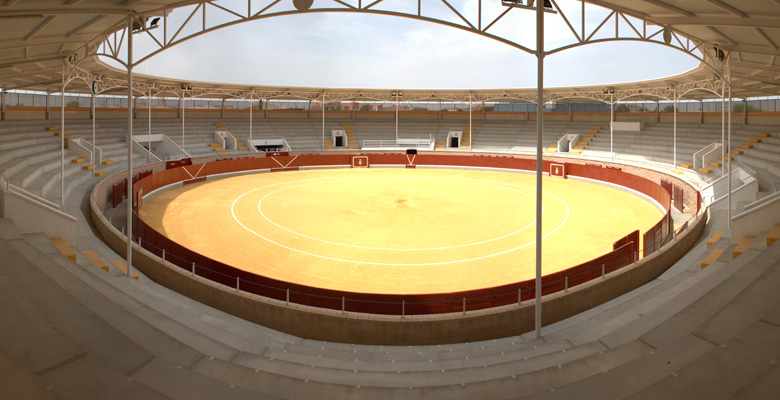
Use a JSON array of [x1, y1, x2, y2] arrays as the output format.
[[127, 153, 678, 316]]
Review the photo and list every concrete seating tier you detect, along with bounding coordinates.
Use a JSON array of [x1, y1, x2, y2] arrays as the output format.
[[2, 195, 779, 399]]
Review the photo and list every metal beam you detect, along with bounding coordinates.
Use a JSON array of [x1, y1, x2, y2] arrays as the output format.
[[649, 17, 780, 28], [702, 0, 748, 18], [0, 55, 64, 69], [25, 15, 56, 41], [754, 28, 778, 51], [66, 15, 106, 37], [636, 0, 694, 17], [732, 60, 780, 73]]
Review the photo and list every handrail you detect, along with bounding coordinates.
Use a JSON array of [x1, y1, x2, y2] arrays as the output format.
[[0, 170, 63, 211], [742, 190, 780, 213]]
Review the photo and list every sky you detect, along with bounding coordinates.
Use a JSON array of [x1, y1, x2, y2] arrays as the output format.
[[121, 0, 701, 90]]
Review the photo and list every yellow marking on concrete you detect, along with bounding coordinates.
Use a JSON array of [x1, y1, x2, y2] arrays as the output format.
[[733, 236, 755, 259], [707, 231, 724, 248], [738, 144, 753, 149], [701, 248, 725, 269], [757, 133, 771, 138], [709, 161, 722, 167], [51, 239, 76, 262], [698, 168, 713, 174], [111, 260, 139, 280], [71, 157, 86, 163], [83, 250, 110, 272], [82, 164, 95, 170], [101, 160, 114, 165], [768, 225, 780, 247], [94, 170, 107, 177], [731, 150, 744, 155]]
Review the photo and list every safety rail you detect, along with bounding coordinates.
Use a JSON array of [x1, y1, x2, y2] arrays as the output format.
[[111, 152, 692, 316], [0, 170, 62, 211], [128, 224, 680, 316], [362, 137, 434, 150]]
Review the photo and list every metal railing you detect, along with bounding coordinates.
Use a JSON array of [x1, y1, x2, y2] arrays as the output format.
[[0, 170, 63, 211], [129, 227, 682, 316]]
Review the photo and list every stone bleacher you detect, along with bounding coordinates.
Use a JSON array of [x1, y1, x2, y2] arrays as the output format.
[[1, 117, 780, 398], [2, 200, 779, 399]]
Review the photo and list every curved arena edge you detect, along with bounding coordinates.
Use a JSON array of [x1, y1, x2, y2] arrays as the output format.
[[90, 151, 707, 345]]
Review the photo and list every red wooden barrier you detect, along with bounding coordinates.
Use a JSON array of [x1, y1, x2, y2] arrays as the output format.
[[130, 153, 683, 315]]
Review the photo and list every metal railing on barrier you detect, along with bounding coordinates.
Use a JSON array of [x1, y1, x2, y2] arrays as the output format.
[[128, 218, 685, 316]]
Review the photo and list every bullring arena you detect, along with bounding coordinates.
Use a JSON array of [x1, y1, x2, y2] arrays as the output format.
[[1, 1, 780, 399]]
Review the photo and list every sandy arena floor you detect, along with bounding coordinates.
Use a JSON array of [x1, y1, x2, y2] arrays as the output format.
[[139, 167, 663, 294]]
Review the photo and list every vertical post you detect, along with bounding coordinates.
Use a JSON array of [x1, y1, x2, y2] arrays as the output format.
[[673, 93, 677, 170], [468, 93, 473, 151], [286, 288, 289, 304], [126, 17, 134, 277], [191, 261, 195, 276], [249, 94, 253, 145], [322, 95, 326, 149], [610, 94, 614, 161], [342, 296, 345, 313], [181, 95, 185, 148], [236, 276, 240, 292], [395, 95, 399, 142], [148, 88, 152, 162], [518, 288, 521, 305], [91, 92, 96, 169], [699, 100, 704, 124], [727, 58, 732, 230], [162, 249, 165, 260], [402, 300, 405, 318], [565, 276, 568, 292], [534, 0, 544, 339], [721, 79, 725, 176], [462, 297, 466, 315], [602, 264, 605, 278], [0, 89, 5, 121], [60, 61, 66, 209]]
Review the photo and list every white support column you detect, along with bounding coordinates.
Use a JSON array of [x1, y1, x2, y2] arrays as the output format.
[[395, 97, 399, 142], [249, 95, 253, 144], [148, 88, 152, 163], [126, 17, 135, 277], [673, 93, 677, 170], [91, 93, 96, 169], [60, 62, 66, 209], [721, 79, 725, 176], [468, 94, 472, 151], [610, 95, 614, 161], [534, 0, 544, 339], [321, 96, 326, 149], [727, 60, 732, 230], [181, 96, 185, 148]]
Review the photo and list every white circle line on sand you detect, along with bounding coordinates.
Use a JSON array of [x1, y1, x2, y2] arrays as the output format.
[[229, 172, 571, 266], [255, 177, 539, 251]]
